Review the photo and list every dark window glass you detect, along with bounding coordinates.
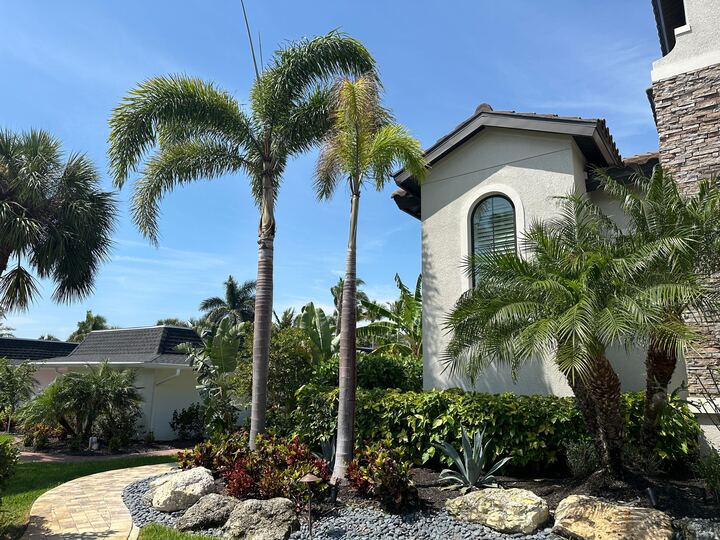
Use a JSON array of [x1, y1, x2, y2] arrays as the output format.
[[471, 195, 516, 285]]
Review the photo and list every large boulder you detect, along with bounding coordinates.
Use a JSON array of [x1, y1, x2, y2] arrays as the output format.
[[445, 488, 549, 534], [177, 493, 238, 531], [223, 497, 299, 540], [151, 467, 217, 512], [553, 495, 673, 540]]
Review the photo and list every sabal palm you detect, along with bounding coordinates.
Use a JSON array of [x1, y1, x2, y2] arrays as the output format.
[[0, 129, 116, 311], [314, 75, 426, 479], [108, 32, 375, 448], [597, 165, 720, 447], [67, 310, 109, 342], [200, 276, 256, 323], [445, 196, 661, 475], [358, 274, 423, 358]]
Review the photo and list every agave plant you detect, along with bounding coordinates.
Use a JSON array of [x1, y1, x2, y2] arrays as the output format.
[[434, 426, 511, 493]]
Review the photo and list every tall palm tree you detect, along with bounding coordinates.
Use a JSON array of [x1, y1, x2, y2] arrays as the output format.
[[358, 274, 423, 358], [314, 75, 426, 480], [331, 277, 368, 335], [0, 129, 116, 312], [108, 32, 375, 448], [200, 276, 256, 323], [67, 310, 110, 342], [445, 196, 665, 476], [596, 166, 720, 449]]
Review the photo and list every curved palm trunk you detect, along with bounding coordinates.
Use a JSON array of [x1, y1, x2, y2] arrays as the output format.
[[641, 339, 677, 450], [249, 168, 275, 450], [333, 192, 360, 482], [587, 355, 625, 477]]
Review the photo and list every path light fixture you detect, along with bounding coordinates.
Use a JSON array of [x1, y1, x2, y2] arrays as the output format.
[[299, 472, 322, 538]]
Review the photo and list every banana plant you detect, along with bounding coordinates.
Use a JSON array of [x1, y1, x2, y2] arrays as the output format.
[[296, 302, 337, 363], [434, 425, 512, 493]]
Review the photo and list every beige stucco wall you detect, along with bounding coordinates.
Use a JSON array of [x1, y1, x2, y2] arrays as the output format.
[[651, 0, 720, 82], [421, 127, 688, 396], [30, 365, 201, 441]]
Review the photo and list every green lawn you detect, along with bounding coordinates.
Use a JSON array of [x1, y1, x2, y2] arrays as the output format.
[[0, 455, 176, 540], [139, 524, 214, 539]]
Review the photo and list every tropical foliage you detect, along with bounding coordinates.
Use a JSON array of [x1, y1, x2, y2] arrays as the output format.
[[19, 362, 141, 444], [156, 318, 191, 328], [199, 276, 256, 324], [180, 317, 246, 435], [0, 359, 37, 432], [347, 444, 417, 512], [0, 129, 116, 312], [435, 426, 512, 493], [272, 308, 296, 330], [67, 310, 111, 342], [330, 277, 368, 335], [295, 302, 336, 363], [314, 74, 425, 478], [108, 31, 376, 447], [0, 311, 13, 338], [358, 274, 423, 358]]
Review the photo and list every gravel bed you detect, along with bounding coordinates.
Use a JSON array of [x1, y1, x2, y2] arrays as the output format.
[[289, 507, 561, 540], [123, 475, 562, 539]]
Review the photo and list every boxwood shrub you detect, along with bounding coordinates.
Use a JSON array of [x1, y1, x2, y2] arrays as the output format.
[[277, 385, 699, 474]]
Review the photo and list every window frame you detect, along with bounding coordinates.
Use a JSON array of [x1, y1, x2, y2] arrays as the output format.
[[469, 194, 517, 287]]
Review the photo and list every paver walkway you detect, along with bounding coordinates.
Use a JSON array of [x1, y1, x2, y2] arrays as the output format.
[[20, 448, 181, 463], [22, 463, 176, 539]]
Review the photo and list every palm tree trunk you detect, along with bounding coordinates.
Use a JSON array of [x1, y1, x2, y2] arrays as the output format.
[[249, 167, 275, 450], [333, 192, 360, 481], [586, 355, 625, 477], [641, 339, 677, 450], [6, 405, 13, 433]]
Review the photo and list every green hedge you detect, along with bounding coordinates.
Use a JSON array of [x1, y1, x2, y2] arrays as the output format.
[[275, 386, 700, 473], [311, 354, 423, 392]]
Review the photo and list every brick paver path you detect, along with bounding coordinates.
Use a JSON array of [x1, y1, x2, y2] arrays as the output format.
[[22, 463, 176, 539]]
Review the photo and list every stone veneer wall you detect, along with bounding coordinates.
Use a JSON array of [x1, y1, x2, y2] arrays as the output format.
[[653, 63, 720, 395]]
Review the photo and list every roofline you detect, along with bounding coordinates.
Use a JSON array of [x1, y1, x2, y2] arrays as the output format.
[[86, 324, 193, 334], [32, 361, 193, 368], [393, 109, 622, 186], [0, 336, 78, 345]]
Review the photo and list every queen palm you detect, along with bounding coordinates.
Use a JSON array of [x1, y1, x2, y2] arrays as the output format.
[[0, 129, 116, 311], [445, 196, 664, 476], [596, 166, 720, 448], [108, 32, 375, 448], [200, 276, 256, 324], [314, 75, 426, 480]]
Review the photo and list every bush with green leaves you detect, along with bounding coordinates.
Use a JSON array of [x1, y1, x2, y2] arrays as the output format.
[[170, 403, 205, 440], [311, 354, 422, 391], [565, 439, 599, 478], [347, 444, 418, 512], [0, 439, 19, 504], [694, 449, 720, 503], [276, 386, 699, 473], [435, 426, 511, 493], [0, 358, 37, 432]]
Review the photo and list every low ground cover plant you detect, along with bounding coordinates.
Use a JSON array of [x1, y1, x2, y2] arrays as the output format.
[[347, 444, 417, 513], [280, 386, 699, 474], [695, 449, 720, 503]]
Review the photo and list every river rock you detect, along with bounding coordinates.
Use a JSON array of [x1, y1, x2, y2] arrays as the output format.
[[223, 497, 299, 540], [151, 466, 217, 512], [675, 518, 720, 540], [445, 487, 549, 534], [553, 495, 673, 539]]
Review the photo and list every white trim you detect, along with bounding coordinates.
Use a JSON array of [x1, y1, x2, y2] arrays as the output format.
[[461, 183, 526, 291], [674, 24, 692, 37], [30, 361, 192, 368]]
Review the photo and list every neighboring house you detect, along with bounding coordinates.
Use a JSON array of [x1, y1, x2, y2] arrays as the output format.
[[393, 0, 719, 446], [1, 325, 203, 441]]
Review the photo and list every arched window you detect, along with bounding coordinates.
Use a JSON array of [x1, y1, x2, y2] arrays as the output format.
[[471, 195, 516, 285]]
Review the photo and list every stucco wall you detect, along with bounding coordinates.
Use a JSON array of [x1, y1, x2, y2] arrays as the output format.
[[421, 127, 688, 396]]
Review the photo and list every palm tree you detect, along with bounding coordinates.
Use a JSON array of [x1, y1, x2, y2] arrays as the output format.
[[444, 196, 664, 476], [156, 318, 191, 328], [108, 32, 375, 448], [0, 358, 37, 432], [273, 308, 296, 330], [0, 311, 13, 338], [331, 277, 369, 335], [0, 129, 116, 312], [596, 166, 720, 449], [199, 276, 256, 324], [358, 274, 423, 358], [67, 310, 110, 343], [314, 75, 426, 480]]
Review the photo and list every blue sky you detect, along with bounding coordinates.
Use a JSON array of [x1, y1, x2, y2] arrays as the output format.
[[2, 1, 662, 339]]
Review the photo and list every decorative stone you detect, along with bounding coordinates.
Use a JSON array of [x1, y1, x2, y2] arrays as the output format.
[[675, 518, 720, 540], [151, 467, 217, 512], [177, 493, 238, 531], [444, 488, 549, 534], [142, 473, 175, 505], [553, 495, 673, 540], [223, 497, 299, 540]]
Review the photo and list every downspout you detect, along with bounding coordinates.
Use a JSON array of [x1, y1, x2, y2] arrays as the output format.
[[147, 368, 181, 439]]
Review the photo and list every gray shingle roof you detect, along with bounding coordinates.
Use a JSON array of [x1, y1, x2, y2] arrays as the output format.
[[41, 326, 202, 366], [0, 338, 77, 365]]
